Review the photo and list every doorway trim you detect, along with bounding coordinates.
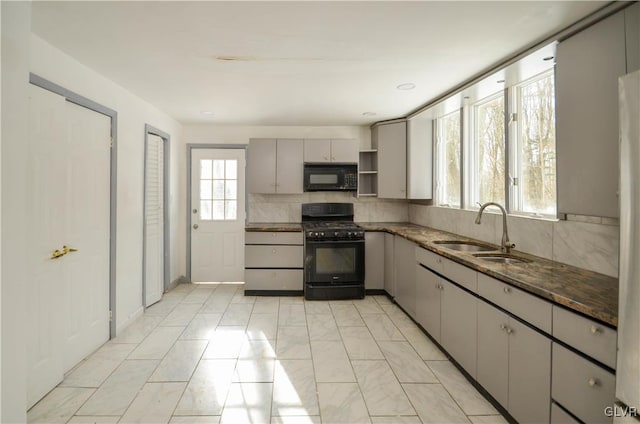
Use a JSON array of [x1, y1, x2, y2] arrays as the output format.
[[29, 73, 118, 338], [143, 125, 171, 306], [186, 143, 248, 281]]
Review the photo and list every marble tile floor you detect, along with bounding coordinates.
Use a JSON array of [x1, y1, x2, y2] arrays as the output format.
[[28, 283, 508, 424]]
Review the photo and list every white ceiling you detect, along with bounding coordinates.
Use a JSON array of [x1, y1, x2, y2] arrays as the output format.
[[31, 1, 607, 126]]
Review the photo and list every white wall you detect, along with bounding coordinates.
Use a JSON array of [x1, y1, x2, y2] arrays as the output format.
[[1, 2, 31, 421], [29, 35, 184, 331], [409, 204, 619, 278]]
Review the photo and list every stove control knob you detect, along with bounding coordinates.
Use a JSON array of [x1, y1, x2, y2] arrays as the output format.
[[334, 232, 339, 237], [308, 231, 314, 237], [320, 232, 325, 237]]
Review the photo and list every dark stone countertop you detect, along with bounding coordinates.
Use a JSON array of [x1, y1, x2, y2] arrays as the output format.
[[360, 222, 619, 327], [245, 223, 303, 232]]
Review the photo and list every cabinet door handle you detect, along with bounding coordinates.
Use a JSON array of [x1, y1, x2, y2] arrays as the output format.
[[272, 249, 277, 254], [588, 378, 600, 387], [505, 327, 513, 334], [590, 325, 601, 334], [503, 287, 511, 294], [500, 323, 507, 331]]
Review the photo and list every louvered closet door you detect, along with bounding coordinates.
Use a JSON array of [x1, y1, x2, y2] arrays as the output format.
[[144, 134, 164, 307]]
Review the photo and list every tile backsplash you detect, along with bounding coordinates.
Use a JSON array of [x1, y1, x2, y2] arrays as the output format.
[[248, 193, 408, 224], [409, 204, 619, 278]]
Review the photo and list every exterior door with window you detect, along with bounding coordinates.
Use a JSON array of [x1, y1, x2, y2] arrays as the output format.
[[191, 148, 245, 282]]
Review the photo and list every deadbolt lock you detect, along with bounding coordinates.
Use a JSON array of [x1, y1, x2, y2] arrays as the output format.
[[193, 224, 199, 229]]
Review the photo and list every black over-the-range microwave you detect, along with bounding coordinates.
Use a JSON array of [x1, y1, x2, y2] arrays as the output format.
[[303, 163, 358, 192]]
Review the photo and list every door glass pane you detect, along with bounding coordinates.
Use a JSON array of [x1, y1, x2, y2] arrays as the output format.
[[212, 200, 225, 220], [225, 160, 237, 180], [212, 180, 225, 200], [225, 200, 237, 220], [200, 160, 212, 179], [200, 180, 212, 200], [225, 180, 237, 199], [200, 200, 212, 220], [213, 160, 225, 179], [316, 248, 355, 274]]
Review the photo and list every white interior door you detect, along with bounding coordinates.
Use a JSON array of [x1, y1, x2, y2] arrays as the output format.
[[62, 100, 111, 372], [191, 149, 245, 282], [144, 134, 165, 307], [27, 84, 66, 408], [27, 84, 111, 408]]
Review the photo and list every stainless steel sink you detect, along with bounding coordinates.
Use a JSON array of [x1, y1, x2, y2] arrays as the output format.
[[472, 253, 531, 264], [433, 240, 497, 252]]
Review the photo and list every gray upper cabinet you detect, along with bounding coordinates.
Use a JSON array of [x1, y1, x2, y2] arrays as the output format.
[[303, 139, 358, 163], [303, 139, 331, 162], [247, 138, 277, 193], [375, 121, 407, 199], [330, 139, 359, 163], [627, 3, 640, 73], [248, 138, 303, 194], [407, 114, 433, 200], [556, 11, 627, 218], [276, 139, 304, 193]]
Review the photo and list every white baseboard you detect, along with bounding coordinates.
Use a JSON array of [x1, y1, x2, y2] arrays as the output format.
[[115, 306, 144, 336]]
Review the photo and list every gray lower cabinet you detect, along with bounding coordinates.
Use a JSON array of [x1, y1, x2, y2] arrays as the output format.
[[552, 343, 615, 424], [440, 279, 477, 378], [244, 231, 304, 291], [383, 233, 395, 296], [416, 265, 442, 342], [364, 232, 384, 290], [394, 235, 416, 318], [477, 301, 552, 424], [416, 261, 477, 377]]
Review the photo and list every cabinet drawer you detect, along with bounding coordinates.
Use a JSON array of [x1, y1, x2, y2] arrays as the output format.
[[552, 343, 615, 424], [551, 403, 581, 424], [245, 269, 303, 291], [441, 257, 477, 292], [553, 306, 617, 369], [245, 231, 303, 245], [245, 245, 303, 268], [416, 247, 444, 273], [477, 273, 552, 333]]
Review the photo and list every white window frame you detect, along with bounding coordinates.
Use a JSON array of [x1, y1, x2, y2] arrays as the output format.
[[435, 109, 462, 208], [467, 90, 506, 210], [509, 69, 557, 218]]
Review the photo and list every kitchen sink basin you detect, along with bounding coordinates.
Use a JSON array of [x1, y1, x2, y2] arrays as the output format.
[[472, 253, 531, 264], [433, 240, 496, 252]]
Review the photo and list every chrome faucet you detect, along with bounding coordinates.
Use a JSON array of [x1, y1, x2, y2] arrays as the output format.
[[475, 202, 515, 254]]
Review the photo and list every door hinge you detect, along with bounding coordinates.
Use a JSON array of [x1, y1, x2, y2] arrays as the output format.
[[512, 177, 519, 186], [109, 310, 113, 322], [510, 113, 517, 123], [110, 137, 114, 148]]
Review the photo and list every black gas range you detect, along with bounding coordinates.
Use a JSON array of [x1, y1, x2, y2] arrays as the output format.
[[302, 203, 365, 300]]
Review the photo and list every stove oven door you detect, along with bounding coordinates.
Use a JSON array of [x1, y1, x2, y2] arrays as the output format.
[[305, 240, 364, 285]]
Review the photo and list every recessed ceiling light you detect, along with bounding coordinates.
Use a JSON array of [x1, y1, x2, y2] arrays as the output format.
[[362, 112, 377, 117], [497, 79, 506, 84], [543, 56, 555, 61], [201, 111, 214, 116], [396, 83, 416, 90]]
